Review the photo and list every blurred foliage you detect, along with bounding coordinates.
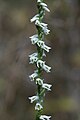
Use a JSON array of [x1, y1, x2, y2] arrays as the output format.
[[0, 0, 80, 120]]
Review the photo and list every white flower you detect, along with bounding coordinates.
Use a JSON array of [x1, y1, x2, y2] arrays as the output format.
[[31, 14, 39, 22], [29, 52, 38, 58], [35, 20, 41, 27], [29, 71, 38, 81], [37, 60, 45, 68], [29, 96, 39, 103], [43, 44, 51, 52], [39, 1, 50, 12], [40, 23, 50, 35], [37, 41, 44, 47], [42, 27, 50, 35], [29, 56, 38, 64], [42, 64, 51, 73], [42, 44, 51, 52], [40, 115, 51, 120], [35, 103, 43, 110], [30, 34, 39, 44], [35, 20, 50, 35], [37, 60, 51, 73], [37, 41, 51, 52], [37, 0, 50, 12], [42, 83, 52, 91], [29, 53, 38, 64], [36, 78, 43, 85]]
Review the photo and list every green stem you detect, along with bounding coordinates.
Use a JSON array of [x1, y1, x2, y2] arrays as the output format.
[[36, 1, 44, 120]]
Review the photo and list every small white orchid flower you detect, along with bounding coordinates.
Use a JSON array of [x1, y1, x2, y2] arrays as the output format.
[[40, 115, 51, 120], [37, 40, 51, 52], [31, 37, 39, 45], [31, 14, 39, 23], [29, 52, 38, 64], [37, 60, 51, 73], [42, 27, 50, 35], [29, 71, 38, 81], [40, 23, 50, 35], [42, 83, 52, 91], [30, 34, 39, 44], [29, 56, 38, 64], [35, 20, 41, 27], [37, 41, 44, 47], [29, 52, 38, 58], [36, 78, 43, 85], [35, 20, 50, 35], [29, 96, 39, 103], [35, 103, 43, 110], [42, 64, 51, 73], [42, 44, 51, 52], [37, 60, 45, 68], [37, 0, 50, 12]]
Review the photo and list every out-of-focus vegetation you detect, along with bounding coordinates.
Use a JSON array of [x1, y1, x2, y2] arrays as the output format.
[[0, 0, 80, 120]]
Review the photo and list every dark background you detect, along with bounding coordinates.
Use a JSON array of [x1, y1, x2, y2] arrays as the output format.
[[0, 0, 80, 120]]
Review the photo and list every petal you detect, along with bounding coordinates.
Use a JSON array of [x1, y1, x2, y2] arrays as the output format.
[[43, 6, 50, 12], [30, 14, 39, 22], [40, 2, 47, 7]]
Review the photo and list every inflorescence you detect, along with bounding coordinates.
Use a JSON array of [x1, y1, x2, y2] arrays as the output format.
[[29, 0, 52, 120]]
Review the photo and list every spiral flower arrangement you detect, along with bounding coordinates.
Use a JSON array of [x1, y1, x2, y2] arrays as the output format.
[[29, 0, 52, 120]]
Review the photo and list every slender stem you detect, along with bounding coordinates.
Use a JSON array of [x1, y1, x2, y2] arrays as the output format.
[[36, 1, 44, 119]]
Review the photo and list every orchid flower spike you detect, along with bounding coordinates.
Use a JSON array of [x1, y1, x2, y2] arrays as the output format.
[[29, 0, 52, 120]]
